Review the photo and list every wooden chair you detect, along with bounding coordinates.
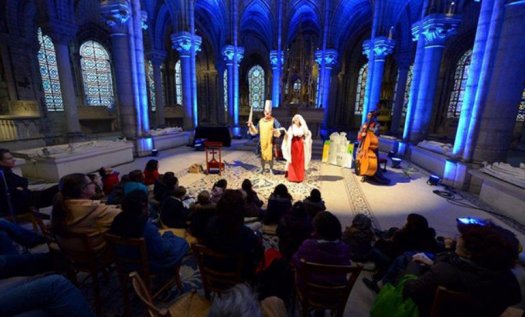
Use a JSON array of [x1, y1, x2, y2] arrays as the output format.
[[295, 259, 363, 317], [430, 286, 483, 317], [191, 243, 244, 299], [54, 230, 114, 315], [130, 272, 210, 317], [204, 141, 224, 175], [104, 233, 183, 317]]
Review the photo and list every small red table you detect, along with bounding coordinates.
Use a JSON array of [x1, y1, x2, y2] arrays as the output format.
[[204, 141, 224, 175]]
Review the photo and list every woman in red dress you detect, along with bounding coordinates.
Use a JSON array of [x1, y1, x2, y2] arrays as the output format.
[[282, 114, 312, 183]]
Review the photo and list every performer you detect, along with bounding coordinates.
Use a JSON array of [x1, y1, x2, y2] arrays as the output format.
[[281, 114, 312, 183], [247, 101, 282, 174], [355, 111, 390, 185]]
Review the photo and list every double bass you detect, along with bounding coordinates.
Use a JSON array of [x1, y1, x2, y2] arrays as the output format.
[[356, 112, 379, 177]]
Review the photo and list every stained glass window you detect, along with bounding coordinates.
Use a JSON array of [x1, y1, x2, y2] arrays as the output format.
[[175, 60, 182, 106], [403, 65, 414, 117], [37, 28, 63, 111], [447, 49, 472, 118], [146, 60, 156, 112], [160, 64, 167, 105], [355, 63, 368, 115], [293, 79, 301, 92], [248, 65, 264, 111], [517, 88, 525, 122], [223, 70, 228, 113], [80, 41, 114, 108]]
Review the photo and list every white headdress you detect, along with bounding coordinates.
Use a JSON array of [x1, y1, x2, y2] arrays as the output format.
[[281, 114, 313, 171], [264, 100, 272, 113]]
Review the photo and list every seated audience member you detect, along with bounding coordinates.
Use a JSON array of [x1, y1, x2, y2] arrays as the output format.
[[51, 173, 121, 251], [153, 172, 177, 202], [143, 159, 160, 186], [160, 186, 191, 228], [203, 189, 263, 280], [302, 188, 326, 219], [264, 184, 293, 225], [123, 169, 148, 196], [342, 213, 377, 263], [207, 283, 286, 317], [0, 219, 54, 279], [0, 274, 97, 317], [106, 174, 129, 205], [210, 179, 228, 204], [241, 179, 264, 218], [293, 211, 351, 287], [403, 224, 521, 317], [189, 190, 216, 241], [87, 173, 105, 199], [98, 166, 120, 196], [0, 148, 59, 216], [364, 213, 439, 291], [109, 190, 189, 274], [276, 202, 313, 260]]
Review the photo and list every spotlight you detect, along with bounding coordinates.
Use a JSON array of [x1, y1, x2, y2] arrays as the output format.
[[388, 150, 397, 158], [427, 175, 441, 186], [151, 148, 158, 157], [391, 157, 402, 168], [193, 138, 206, 151]]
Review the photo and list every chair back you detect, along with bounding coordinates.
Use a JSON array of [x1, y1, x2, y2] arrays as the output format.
[[191, 243, 244, 299], [129, 272, 168, 317], [430, 286, 483, 317], [296, 259, 363, 317], [55, 230, 112, 271], [104, 233, 153, 289]]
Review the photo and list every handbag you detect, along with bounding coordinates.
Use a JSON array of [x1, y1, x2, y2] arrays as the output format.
[[370, 274, 419, 317]]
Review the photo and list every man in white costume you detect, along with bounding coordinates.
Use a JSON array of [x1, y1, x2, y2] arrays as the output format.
[[281, 114, 312, 182]]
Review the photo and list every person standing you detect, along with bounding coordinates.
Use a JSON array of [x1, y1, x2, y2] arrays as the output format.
[[247, 101, 282, 174], [281, 114, 312, 182]]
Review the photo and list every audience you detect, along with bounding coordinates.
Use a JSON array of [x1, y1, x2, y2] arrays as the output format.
[[0, 148, 59, 217], [109, 190, 189, 274], [189, 190, 216, 241], [264, 184, 293, 225], [51, 173, 120, 251], [241, 179, 264, 218], [144, 159, 160, 186], [203, 189, 263, 280], [276, 201, 313, 261], [123, 169, 148, 196], [403, 224, 521, 317], [160, 186, 191, 228], [106, 174, 129, 205], [210, 179, 228, 204], [98, 166, 120, 196], [302, 188, 326, 218], [153, 172, 177, 202]]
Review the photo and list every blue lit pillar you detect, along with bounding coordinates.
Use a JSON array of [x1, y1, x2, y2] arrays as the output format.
[[314, 49, 338, 130], [467, 0, 525, 163], [452, 0, 495, 158], [362, 37, 395, 122], [101, 1, 136, 138], [171, 32, 202, 130], [408, 14, 460, 143], [46, 20, 81, 135], [390, 55, 411, 135], [147, 50, 167, 127], [270, 50, 284, 108], [222, 45, 244, 130]]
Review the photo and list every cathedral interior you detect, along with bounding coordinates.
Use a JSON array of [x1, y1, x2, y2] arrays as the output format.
[[1, 0, 525, 316]]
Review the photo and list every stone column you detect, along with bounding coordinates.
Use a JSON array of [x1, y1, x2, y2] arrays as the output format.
[[171, 32, 201, 130], [314, 49, 338, 129], [408, 14, 460, 143], [147, 50, 167, 127], [391, 62, 410, 135], [269, 50, 284, 108], [469, 0, 525, 162], [100, 0, 136, 138], [222, 45, 244, 128], [46, 20, 82, 135], [362, 37, 395, 121]]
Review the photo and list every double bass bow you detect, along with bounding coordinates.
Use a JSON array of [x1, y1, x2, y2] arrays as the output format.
[[356, 111, 379, 177]]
